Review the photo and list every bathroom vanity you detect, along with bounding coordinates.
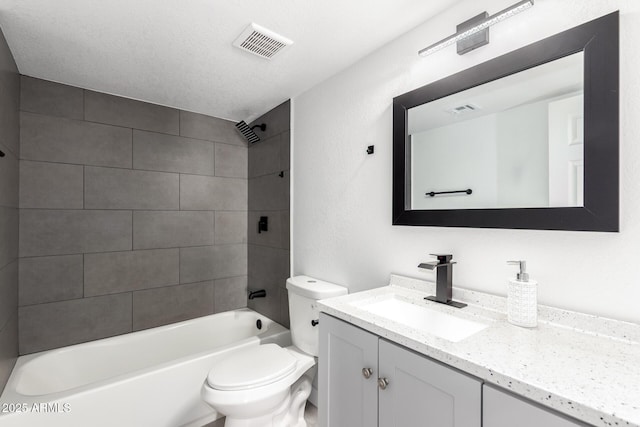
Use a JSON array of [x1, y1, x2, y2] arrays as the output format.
[[320, 315, 585, 427], [317, 275, 640, 427], [320, 314, 482, 427]]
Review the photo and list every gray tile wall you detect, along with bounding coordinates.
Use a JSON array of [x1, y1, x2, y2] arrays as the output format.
[[247, 101, 291, 327], [0, 26, 19, 393], [18, 77, 249, 354]]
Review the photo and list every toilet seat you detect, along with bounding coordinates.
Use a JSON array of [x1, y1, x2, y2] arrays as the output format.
[[207, 344, 298, 391], [202, 345, 316, 422]]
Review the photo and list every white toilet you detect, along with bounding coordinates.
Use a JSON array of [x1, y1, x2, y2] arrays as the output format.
[[202, 276, 347, 427]]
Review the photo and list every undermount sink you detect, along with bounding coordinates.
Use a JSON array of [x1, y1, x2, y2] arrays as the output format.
[[353, 296, 489, 342]]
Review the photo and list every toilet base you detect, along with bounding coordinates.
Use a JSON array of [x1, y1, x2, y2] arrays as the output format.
[[223, 376, 312, 427]]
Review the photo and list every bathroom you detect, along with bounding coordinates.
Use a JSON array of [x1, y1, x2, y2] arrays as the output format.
[[0, 0, 638, 426]]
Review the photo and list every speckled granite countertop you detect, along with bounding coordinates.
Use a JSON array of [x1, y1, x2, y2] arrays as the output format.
[[317, 274, 640, 427]]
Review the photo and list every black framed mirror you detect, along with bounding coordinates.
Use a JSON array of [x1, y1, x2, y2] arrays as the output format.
[[392, 12, 619, 231]]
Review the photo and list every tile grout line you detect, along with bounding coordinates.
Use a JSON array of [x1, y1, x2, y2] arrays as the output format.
[[17, 158, 247, 180], [212, 279, 217, 314], [19, 88, 278, 351], [212, 140, 216, 178], [0, 258, 18, 273], [19, 242, 246, 260], [17, 274, 241, 308], [21, 106, 251, 146], [20, 207, 247, 212]]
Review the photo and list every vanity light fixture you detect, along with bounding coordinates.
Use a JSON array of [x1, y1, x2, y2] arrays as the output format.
[[418, 0, 534, 57]]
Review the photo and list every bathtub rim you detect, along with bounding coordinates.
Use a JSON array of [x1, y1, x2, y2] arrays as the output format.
[[0, 308, 289, 403]]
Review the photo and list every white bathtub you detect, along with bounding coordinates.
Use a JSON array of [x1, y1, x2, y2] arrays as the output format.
[[0, 308, 290, 427]]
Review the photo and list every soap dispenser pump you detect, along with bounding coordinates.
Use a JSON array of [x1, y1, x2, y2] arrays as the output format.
[[506, 260, 537, 328]]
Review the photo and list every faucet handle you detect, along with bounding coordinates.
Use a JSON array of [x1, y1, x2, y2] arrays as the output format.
[[429, 254, 453, 264]]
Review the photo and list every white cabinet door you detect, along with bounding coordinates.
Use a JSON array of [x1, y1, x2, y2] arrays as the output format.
[[319, 313, 378, 427], [378, 339, 481, 427], [483, 385, 587, 427]]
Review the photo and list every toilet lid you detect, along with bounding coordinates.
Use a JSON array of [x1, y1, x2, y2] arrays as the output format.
[[207, 344, 298, 391]]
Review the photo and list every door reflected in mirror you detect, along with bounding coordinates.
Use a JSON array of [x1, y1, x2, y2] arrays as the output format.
[[408, 52, 583, 210]]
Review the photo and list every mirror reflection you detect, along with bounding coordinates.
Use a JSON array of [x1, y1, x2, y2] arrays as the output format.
[[408, 52, 584, 210]]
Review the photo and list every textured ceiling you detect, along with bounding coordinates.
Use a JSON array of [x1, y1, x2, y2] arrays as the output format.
[[0, 0, 459, 121]]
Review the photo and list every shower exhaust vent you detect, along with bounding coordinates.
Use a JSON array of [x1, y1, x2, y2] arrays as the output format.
[[233, 23, 293, 59]]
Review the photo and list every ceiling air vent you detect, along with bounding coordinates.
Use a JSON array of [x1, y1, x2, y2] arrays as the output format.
[[448, 104, 480, 115], [233, 23, 293, 59]]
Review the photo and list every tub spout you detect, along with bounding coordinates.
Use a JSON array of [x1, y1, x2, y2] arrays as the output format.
[[248, 289, 267, 300]]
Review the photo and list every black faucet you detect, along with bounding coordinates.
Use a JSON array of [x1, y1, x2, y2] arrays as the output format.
[[418, 254, 467, 308], [248, 289, 266, 300]]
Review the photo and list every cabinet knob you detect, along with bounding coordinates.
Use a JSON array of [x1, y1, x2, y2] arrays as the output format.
[[378, 377, 389, 390], [362, 368, 373, 379]]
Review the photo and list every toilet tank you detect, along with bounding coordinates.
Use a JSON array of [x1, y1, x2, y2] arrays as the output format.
[[286, 276, 348, 356]]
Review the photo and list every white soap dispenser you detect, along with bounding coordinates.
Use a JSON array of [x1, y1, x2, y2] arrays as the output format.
[[506, 260, 537, 328]]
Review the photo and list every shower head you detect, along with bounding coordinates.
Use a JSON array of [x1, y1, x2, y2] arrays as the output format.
[[235, 121, 267, 144]]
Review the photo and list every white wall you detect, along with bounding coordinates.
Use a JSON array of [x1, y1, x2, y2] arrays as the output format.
[[411, 98, 551, 210], [293, 0, 640, 323], [412, 115, 497, 209], [496, 99, 549, 208]]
